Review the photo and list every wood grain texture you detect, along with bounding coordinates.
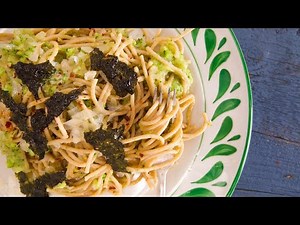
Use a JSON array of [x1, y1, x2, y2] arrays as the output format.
[[234, 28, 300, 143], [234, 132, 300, 196], [231, 29, 300, 197]]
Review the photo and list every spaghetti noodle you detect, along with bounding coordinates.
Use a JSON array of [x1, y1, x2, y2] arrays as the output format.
[[0, 28, 210, 196]]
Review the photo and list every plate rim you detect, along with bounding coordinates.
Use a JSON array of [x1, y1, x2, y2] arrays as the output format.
[[225, 29, 253, 196]]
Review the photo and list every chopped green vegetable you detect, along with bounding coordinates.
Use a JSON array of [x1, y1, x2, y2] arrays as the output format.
[[54, 50, 67, 63], [0, 29, 38, 64], [0, 66, 23, 97], [43, 73, 70, 97], [149, 41, 193, 96], [53, 181, 67, 189], [0, 131, 29, 173], [171, 76, 184, 96], [0, 67, 5, 75], [115, 29, 128, 37], [83, 99, 93, 108], [66, 48, 77, 58], [133, 38, 146, 49]]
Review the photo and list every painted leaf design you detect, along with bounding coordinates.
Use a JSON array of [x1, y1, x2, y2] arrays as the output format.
[[209, 51, 231, 80], [228, 135, 241, 142], [192, 28, 200, 46], [180, 188, 215, 197], [212, 181, 227, 187], [211, 116, 233, 144], [212, 99, 241, 121], [192, 161, 224, 184], [213, 69, 231, 103], [204, 29, 216, 63], [230, 82, 241, 93], [202, 144, 237, 161], [217, 37, 227, 50]]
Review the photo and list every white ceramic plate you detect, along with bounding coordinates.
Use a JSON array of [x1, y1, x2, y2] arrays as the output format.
[[0, 28, 252, 197]]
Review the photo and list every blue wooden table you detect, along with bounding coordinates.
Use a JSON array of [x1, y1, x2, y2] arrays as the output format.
[[232, 29, 300, 196]]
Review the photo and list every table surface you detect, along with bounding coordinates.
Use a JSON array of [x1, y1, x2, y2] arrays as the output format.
[[231, 28, 300, 197]]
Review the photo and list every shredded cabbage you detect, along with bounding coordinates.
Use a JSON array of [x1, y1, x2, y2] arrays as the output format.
[[64, 108, 103, 143]]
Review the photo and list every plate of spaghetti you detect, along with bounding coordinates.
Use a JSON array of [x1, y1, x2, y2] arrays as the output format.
[[0, 28, 252, 197]]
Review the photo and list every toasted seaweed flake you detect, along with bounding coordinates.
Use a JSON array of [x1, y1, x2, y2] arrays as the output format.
[[0, 90, 49, 159], [12, 61, 56, 99], [0, 89, 27, 115], [90, 49, 137, 97], [30, 109, 52, 132], [17, 171, 66, 197], [90, 48, 104, 70], [23, 131, 49, 159], [45, 86, 86, 118], [84, 126, 128, 172]]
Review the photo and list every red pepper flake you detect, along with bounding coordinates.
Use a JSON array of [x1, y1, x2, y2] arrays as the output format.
[[5, 121, 12, 129]]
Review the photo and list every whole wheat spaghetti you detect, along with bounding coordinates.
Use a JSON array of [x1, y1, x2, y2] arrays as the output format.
[[0, 28, 210, 196]]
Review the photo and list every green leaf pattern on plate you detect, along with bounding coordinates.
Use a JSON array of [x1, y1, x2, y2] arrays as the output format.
[[192, 161, 224, 184], [209, 51, 231, 80], [202, 144, 237, 161], [180, 188, 216, 197], [212, 99, 241, 121], [204, 29, 217, 63], [228, 135, 241, 142], [212, 181, 227, 187], [211, 116, 233, 144], [213, 69, 231, 103], [192, 28, 200, 46], [230, 82, 241, 93], [217, 37, 227, 50]]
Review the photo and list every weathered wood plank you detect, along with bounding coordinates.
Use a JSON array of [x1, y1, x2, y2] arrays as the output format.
[[233, 189, 287, 197], [233, 28, 300, 143], [233, 131, 300, 196]]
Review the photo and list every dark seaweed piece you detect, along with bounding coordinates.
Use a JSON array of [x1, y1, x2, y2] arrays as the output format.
[[23, 131, 48, 159], [0, 90, 28, 131], [17, 171, 66, 197], [30, 109, 52, 132], [0, 89, 27, 115], [13, 61, 56, 99], [0, 90, 48, 159], [90, 49, 137, 97], [90, 48, 105, 70], [84, 126, 128, 172], [46, 85, 86, 117], [11, 112, 29, 133], [111, 125, 124, 140]]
